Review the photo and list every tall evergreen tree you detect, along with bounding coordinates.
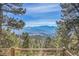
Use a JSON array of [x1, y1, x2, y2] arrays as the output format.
[[0, 3, 26, 33], [60, 3, 79, 49], [0, 3, 26, 48]]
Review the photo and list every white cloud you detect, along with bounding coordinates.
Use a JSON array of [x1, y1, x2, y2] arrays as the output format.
[[25, 19, 57, 27], [26, 4, 60, 14], [23, 4, 60, 27]]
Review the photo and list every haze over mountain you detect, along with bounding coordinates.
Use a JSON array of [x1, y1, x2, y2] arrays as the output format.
[[23, 26, 57, 36]]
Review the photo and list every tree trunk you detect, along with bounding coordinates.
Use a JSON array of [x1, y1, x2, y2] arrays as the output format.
[[73, 23, 79, 49], [0, 4, 3, 34]]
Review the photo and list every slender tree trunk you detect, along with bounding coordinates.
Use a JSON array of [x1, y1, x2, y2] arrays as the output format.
[[0, 4, 3, 34], [73, 23, 79, 49]]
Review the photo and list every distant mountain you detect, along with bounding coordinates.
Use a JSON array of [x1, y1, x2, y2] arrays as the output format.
[[23, 26, 57, 36]]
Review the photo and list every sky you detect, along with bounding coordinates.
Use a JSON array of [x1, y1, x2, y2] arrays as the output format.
[[24, 3, 61, 27], [6, 3, 61, 27]]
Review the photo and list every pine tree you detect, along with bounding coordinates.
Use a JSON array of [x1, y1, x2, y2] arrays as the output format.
[[60, 3, 79, 49], [0, 3, 26, 33], [0, 3, 26, 48]]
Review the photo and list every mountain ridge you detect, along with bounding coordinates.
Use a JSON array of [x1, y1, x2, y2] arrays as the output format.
[[23, 26, 57, 36]]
